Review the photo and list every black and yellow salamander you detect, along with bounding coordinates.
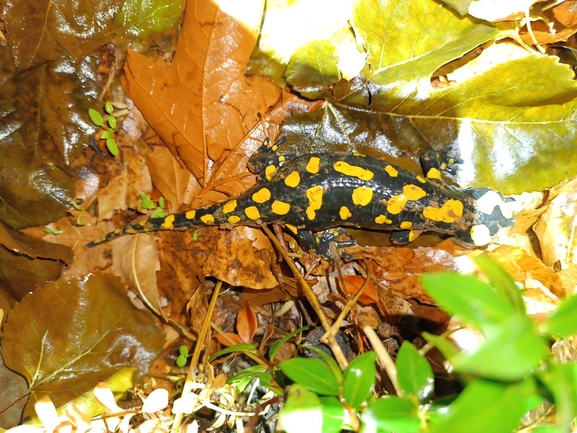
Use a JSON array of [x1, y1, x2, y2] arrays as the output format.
[[87, 138, 516, 258]]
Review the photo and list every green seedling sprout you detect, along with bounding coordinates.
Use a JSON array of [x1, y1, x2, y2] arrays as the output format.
[[89, 103, 120, 156]]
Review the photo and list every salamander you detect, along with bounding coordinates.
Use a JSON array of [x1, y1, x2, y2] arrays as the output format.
[[87, 138, 516, 258]]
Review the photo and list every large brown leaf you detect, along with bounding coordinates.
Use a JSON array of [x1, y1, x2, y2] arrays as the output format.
[[122, 0, 282, 205], [0, 58, 97, 229], [1, 273, 164, 418]]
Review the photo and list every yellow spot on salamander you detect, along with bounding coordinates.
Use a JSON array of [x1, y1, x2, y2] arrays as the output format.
[[333, 161, 374, 180], [387, 185, 427, 214], [245, 206, 261, 220], [408, 230, 422, 242], [423, 199, 464, 223], [285, 171, 301, 188], [271, 200, 291, 215], [265, 165, 277, 180], [426, 167, 442, 180], [200, 214, 215, 224], [306, 185, 323, 220], [126, 228, 138, 234], [228, 215, 241, 224], [306, 156, 321, 174], [186, 210, 196, 219], [279, 155, 286, 163], [385, 165, 398, 177], [400, 221, 413, 229], [340, 206, 352, 220], [375, 214, 392, 224], [223, 200, 237, 214], [138, 220, 147, 226], [252, 187, 271, 203], [161, 215, 175, 229], [286, 224, 298, 234], [114, 228, 122, 234], [352, 187, 373, 206], [416, 175, 427, 183]]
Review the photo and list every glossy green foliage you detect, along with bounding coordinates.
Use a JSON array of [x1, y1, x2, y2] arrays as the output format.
[[249, 0, 577, 193]]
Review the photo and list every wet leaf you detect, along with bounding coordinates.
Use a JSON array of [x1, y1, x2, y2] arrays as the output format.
[[4, 0, 183, 70], [0, 356, 28, 429], [342, 351, 377, 410], [396, 342, 434, 403], [0, 59, 97, 229], [280, 358, 340, 396], [114, 0, 185, 39], [2, 273, 164, 417], [341, 275, 379, 306], [0, 222, 73, 300]]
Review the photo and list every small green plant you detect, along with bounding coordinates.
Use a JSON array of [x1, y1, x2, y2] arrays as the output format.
[[70, 199, 87, 226], [245, 255, 577, 433], [140, 194, 166, 219], [89, 102, 119, 156]]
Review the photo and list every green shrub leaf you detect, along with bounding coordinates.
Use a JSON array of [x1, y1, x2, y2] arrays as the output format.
[[280, 358, 340, 396], [279, 384, 323, 433], [396, 342, 434, 403], [361, 397, 420, 433], [342, 351, 378, 410], [420, 273, 517, 332], [542, 294, 577, 338], [429, 378, 540, 433]]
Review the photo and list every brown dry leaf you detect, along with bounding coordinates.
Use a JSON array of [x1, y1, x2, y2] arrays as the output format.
[[341, 275, 379, 306], [145, 146, 196, 212], [0, 222, 72, 264], [347, 244, 460, 305], [157, 228, 278, 290], [122, 0, 281, 196], [97, 147, 153, 221], [236, 303, 258, 343], [112, 234, 164, 318], [185, 284, 209, 337], [488, 245, 566, 299], [534, 177, 577, 270], [552, 0, 577, 27]]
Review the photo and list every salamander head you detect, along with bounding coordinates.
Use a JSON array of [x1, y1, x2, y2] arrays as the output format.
[[457, 188, 516, 247]]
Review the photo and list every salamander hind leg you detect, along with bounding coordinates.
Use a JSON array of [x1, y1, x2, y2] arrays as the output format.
[[295, 228, 356, 261]]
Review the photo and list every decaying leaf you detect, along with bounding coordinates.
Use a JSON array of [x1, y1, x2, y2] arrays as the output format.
[[0, 222, 73, 300], [1, 273, 164, 418], [0, 58, 97, 229], [112, 233, 164, 318]]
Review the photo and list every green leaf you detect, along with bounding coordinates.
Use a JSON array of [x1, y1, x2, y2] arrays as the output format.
[[538, 363, 577, 429], [429, 378, 540, 433], [104, 101, 114, 114], [100, 130, 110, 139], [352, 0, 499, 77], [150, 208, 166, 219], [279, 384, 323, 433], [360, 397, 420, 433], [115, 0, 185, 39], [269, 326, 310, 362], [107, 115, 117, 129], [88, 108, 104, 126], [280, 358, 340, 396], [300, 344, 343, 384], [228, 367, 284, 396], [453, 314, 549, 381], [422, 332, 460, 362], [420, 273, 517, 333], [396, 342, 434, 403], [286, 40, 340, 99], [1, 273, 163, 418], [140, 193, 155, 210], [542, 294, 577, 338], [176, 355, 187, 367], [318, 396, 346, 433], [342, 351, 378, 410], [208, 343, 257, 362], [473, 255, 525, 314], [106, 136, 119, 156], [179, 345, 189, 356], [158, 197, 165, 208]]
